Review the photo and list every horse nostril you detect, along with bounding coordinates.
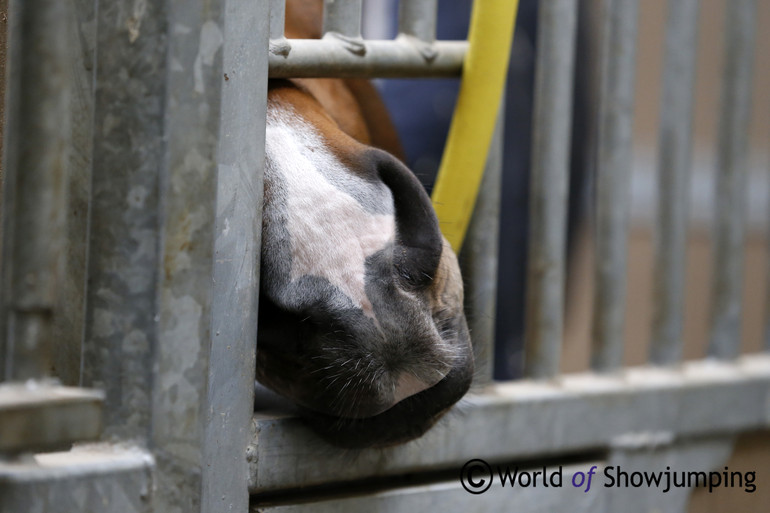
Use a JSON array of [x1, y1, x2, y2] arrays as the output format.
[[373, 149, 443, 290]]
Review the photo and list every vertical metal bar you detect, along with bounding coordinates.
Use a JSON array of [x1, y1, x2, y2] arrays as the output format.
[[201, 0, 267, 510], [460, 101, 504, 386], [708, 0, 757, 360], [523, 0, 578, 379], [766, 162, 770, 352], [766, 173, 770, 352], [590, 0, 639, 373], [1, 0, 73, 381], [270, 0, 286, 40], [649, 0, 700, 366], [323, 0, 362, 39], [398, 0, 438, 42]]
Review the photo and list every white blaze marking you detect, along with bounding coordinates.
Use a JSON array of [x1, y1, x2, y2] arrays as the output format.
[[265, 106, 395, 317]]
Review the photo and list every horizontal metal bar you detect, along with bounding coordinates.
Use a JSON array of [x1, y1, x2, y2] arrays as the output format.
[[268, 39, 467, 78], [252, 463, 605, 512], [248, 354, 770, 492], [398, 0, 437, 42], [708, 0, 757, 360], [0, 445, 154, 513], [524, 0, 578, 379], [252, 437, 734, 512], [323, 0, 362, 39], [0, 383, 103, 454], [591, 0, 639, 372], [650, 0, 699, 365]]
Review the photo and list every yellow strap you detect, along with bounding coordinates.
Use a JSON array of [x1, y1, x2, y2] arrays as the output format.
[[431, 0, 519, 253]]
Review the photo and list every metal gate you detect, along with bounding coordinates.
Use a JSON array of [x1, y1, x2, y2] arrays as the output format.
[[1, 0, 769, 512]]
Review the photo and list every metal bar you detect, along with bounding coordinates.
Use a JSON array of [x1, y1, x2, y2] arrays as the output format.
[[270, 0, 286, 39], [398, 0, 438, 42], [766, 157, 770, 352], [84, 1, 267, 510], [249, 354, 770, 492], [323, 0, 362, 39], [523, 0, 578, 380], [268, 39, 467, 78], [253, 463, 605, 512], [0, 383, 103, 454], [460, 101, 504, 386], [0, 0, 73, 381], [590, 0, 639, 373], [649, 0, 700, 365], [0, 446, 154, 513], [708, 0, 758, 360], [252, 439, 733, 512], [201, 0, 267, 510]]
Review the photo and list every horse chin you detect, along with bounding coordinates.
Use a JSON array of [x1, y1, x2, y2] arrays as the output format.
[[299, 359, 474, 449]]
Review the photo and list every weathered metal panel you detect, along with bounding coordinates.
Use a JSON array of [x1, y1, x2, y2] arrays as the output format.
[[650, 0, 700, 366], [82, 0, 167, 442], [591, 0, 639, 372], [248, 355, 770, 492], [524, 0, 578, 379], [83, 0, 266, 510]]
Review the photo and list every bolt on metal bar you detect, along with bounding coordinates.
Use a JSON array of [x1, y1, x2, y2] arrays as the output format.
[[649, 0, 700, 366], [0, 0, 73, 381], [461, 99, 504, 387], [523, 0, 578, 379], [707, 0, 757, 361], [590, 0, 639, 373], [268, 39, 467, 78], [399, 0, 438, 42], [323, 0, 362, 39]]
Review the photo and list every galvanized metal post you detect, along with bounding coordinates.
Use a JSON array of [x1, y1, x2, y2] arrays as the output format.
[[323, 0, 363, 39], [0, 0, 73, 381], [650, 0, 700, 366], [524, 0, 578, 380], [461, 102, 504, 386], [708, 0, 757, 360], [270, 0, 286, 39], [83, 0, 267, 510], [591, 0, 639, 373], [398, 0, 438, 42], [766, 157, 770, 352]]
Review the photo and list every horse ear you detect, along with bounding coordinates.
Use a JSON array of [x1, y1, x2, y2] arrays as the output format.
[[373, 149, 443, 289]]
